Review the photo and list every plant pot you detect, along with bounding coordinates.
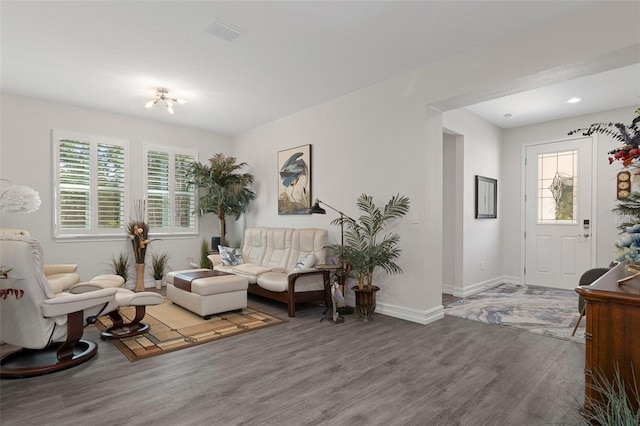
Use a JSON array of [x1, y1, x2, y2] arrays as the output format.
[[135, 263, 145, 292], [155, 279, 162, 289], [352, 285, 380, 322]]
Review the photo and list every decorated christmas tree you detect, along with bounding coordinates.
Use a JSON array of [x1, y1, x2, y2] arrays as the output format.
[[569, 108, 640, 262]]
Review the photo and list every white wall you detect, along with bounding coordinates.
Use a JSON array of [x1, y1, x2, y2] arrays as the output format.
[[0, 92, 231, 283], [229, 2, 638, 322], [443, 109, 504, 296], [442, 132, 458, 293], [501, 106, 637, 279], [233, 74, 444, 324]]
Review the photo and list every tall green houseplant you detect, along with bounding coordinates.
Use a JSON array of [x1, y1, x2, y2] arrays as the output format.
[[330, 193, 410, 289], [186, 153, 256, 247]]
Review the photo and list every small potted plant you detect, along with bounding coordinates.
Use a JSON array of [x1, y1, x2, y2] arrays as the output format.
[[110, 252, 131, 285], [151, 251, 170, 289], [329, 193, 410, 322], [199, 239, 210, 268]]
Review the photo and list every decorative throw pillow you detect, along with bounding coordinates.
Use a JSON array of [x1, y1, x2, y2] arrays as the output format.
[[218, 245, 240, 266], [294, 253, 316, 270]]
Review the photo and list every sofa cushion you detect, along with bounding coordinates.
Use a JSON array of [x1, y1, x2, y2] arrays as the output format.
[[240, 227, 327, 272], [213, 264, 236, 273], [231, 263, 277, 277], [284, 228, 328, 271], [255, 271, 288, 292], [257, 271, 325, 293]]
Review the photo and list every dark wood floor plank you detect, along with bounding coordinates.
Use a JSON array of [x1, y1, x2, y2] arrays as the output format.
[[0, 295, 586, 426]]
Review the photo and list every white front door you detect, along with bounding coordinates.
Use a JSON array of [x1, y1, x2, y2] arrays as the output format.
[[524, 138, 593, 289]]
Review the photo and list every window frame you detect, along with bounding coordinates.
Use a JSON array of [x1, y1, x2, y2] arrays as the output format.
[[52, 129, 129, 240], [143, 144, 198, 236]]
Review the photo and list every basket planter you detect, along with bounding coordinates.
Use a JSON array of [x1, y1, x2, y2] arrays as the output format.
[[135, 263, 145, 292], [352, 285, 380, 322]]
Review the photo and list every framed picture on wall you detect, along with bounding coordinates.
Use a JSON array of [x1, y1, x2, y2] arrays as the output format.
[[475, 175, 497, 219], [277, 144, 311, 215]]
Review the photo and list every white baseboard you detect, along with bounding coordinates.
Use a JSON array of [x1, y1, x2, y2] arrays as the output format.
[[376, 302, 444, 325], [451, 276, 507, 297], [343, 275, 515, 324], [442, 283, 454, 295], [344, 293, 444, 325], [501, 275, 521, 285]]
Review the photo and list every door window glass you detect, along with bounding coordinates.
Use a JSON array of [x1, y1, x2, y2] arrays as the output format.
[[538, 150, 577, 223]]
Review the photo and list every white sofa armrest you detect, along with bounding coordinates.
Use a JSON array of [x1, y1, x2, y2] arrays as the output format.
[[207, 254, 221, 268], [287, 268, 317, 276]]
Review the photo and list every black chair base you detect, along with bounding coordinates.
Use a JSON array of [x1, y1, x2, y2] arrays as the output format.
[[99, 306, 150, 339], [0, 340, 97, 379], [100, 322, 150, 339]]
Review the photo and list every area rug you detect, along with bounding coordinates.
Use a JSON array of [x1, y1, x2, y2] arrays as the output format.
[[444, 283, 585, 343], [95, 299, 285, 361]]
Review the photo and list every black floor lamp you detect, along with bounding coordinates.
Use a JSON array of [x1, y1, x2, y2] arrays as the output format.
[[309, 198, 355, 316], [308, 199, 356, 246]]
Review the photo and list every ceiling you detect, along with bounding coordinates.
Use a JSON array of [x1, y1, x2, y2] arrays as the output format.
[[1, 1, 638, 136], [466, 63, 640, 129]]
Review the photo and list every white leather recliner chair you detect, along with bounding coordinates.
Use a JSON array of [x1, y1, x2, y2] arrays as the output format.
[[0, 228, 81, 293], [0, 233, 118, 378]]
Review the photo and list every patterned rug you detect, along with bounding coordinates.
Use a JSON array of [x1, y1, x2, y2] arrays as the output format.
[[444, 283, 585, 343], [95, 298, 285, 361]]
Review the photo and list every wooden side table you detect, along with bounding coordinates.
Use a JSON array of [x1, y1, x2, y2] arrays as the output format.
[[315, 264, 341, 308], [575, 263, 640, 416], [315, 264, 352, 315]]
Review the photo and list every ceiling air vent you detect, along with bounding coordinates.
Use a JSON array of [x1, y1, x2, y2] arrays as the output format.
[[206, 20, 244, 42]]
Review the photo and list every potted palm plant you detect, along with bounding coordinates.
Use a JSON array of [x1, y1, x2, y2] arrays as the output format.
[[186, 153, 256, 247], [330, 193, 410, 321]]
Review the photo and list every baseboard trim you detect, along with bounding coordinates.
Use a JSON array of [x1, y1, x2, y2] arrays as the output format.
[[501, 275, 521, 285], [375, 302, 444, 325], [452, 276, 506, 297], [344, 292, 444, 324]]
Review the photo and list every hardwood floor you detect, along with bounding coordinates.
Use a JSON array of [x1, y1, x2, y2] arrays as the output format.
[[0, 294, 586, 426]]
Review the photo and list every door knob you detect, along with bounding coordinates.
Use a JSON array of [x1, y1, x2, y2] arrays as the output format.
[[578, 233, 590, 238]]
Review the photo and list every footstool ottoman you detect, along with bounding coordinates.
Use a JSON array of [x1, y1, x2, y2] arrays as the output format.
[[165, 270, 249, 319], [69, 275, 164, 339]]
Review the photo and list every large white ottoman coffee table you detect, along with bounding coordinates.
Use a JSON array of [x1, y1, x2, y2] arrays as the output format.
[[165, 270, 249, 319]]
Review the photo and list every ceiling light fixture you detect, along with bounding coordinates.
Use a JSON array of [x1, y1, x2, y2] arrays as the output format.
[[504, 113, 513, 119], [567, 97, 582, 104], [145, 87, 185, 114]]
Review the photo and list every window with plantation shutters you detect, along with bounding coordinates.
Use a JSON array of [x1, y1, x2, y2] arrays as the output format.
[[53, 130, 128, 238], [144, 146, 197, 233]]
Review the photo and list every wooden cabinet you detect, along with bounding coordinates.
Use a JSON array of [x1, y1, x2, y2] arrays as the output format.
[[575, 263, 640, 414]]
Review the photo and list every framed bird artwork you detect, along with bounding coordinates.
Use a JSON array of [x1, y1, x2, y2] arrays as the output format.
[[278, 144, 312, 214]]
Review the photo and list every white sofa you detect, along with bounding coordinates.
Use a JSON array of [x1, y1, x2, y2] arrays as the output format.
[[210, 227, 330, 317]]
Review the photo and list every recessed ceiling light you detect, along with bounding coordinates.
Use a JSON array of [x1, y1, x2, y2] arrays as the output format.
[[504, 113, 513, 119], [567, 97, 582, 104]]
